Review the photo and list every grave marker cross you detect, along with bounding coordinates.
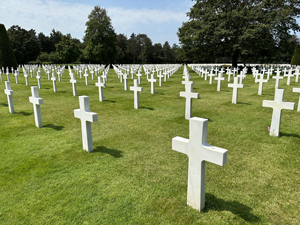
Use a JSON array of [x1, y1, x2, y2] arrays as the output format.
[[228, 77, 244, 104], [29, 86, 43, 128], [95, 76, 106, 101], [130, 79, 143, 109], [262, 89, 294, 137], [172, 117, 228, 211], [180, 81, 199, 120], [74, 96, 98, 152], [4, 81, 14, 114]]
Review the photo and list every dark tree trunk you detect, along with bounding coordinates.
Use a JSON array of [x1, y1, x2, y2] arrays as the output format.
[[232, 50, 239, 68]]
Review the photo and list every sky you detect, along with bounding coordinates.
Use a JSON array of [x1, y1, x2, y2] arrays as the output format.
[[1, 0, 299, 46], [0, 0, 194, 46]]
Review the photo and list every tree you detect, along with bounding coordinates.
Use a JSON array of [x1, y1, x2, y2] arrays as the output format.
[[163, 41, 173, 63], [84, 6, 117, 64], [0, 24, 17, 70], [153, 43, 163, 63], [7, 25, 41, 64], [291, 45, 300, 65], [115, 33, 129, 63], [56, 35, 81, 63], [178, 0, 300, 67], [127, 33, 140, 63]]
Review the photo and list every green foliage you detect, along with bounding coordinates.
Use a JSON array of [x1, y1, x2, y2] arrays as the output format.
[[37, 52, 50, 63], [178, 0, 300, 66], [163, 41, 173, 63], [0, 24, 17, 70], [291, 45, 300, 65], [7, 25, 41, 64], [84, 6, 117, 63], [49, 51, 60, 64], [56, 36, 81, 63]]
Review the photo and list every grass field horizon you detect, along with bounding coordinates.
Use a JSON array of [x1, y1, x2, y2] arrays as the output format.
[[0, 65, 299, 224]]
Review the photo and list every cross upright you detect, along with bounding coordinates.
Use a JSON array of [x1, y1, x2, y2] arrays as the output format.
[[90, 69, 94, 80], [256, 73, 268, 95], [145, 70, 150, 80], [292, 87, 300, 111], [262, 89, 294, 137], [4, 81, 15, 114], [228, 77, 244, 104], [148, 73, 157, 94], [51, 73, 57, 92], [272, 68, 283, 89], [70, 73, 78, 96], [0, 70, 2, 81], [123, 73, 128, 90], [74, 96, 98, 152], [14, 71, 19, 84], [208, 70, 215, 84], [6, 68, 10, 82], [136, 71, 142, 84], [24, 71, 29, 86], [285, 69, 294, 85], [157, 71, 163, 86], [227, 69, 233, 81], [266, 69, 273, 80], [294, 68, 300, 82], [180, 81, 199, 120], [163, 70, 168, 82], [29, 86, 43, 128], [95, 76, 106, 101], [130, 79, 143, 109], [57, 70, 61, 82], [84, 70, 89, 85], [172, 117, 228, 211], [36, 71, 42, 89], [232, 67, 238, 76], [214, 73, 225, 91]]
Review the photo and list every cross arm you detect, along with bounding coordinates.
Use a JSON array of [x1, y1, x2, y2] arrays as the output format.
[[172, 137, 189, 155], [202, 146, 228, 166]]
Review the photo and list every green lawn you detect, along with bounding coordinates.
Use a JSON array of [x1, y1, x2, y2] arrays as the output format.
[[0, 65, 299, 224]]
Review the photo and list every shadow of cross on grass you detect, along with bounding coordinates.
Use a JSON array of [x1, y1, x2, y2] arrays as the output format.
[[44, 124, 64, 131], [93, 146, 122, 158], [204, 193, 260, 223]]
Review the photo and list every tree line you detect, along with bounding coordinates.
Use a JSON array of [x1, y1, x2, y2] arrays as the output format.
[[4, 2, 300, 66]]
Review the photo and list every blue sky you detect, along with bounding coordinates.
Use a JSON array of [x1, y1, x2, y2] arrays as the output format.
[[1, 0, 299, 46], [0, 0, 194, 45]]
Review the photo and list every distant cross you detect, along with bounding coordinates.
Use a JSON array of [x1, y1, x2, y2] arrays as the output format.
[[272, 68, 283, 89], [163, 70, 168, 82], [90, 69, 94, 80], [294, 68, 300, 82], [172, 117, 228, 211], [4, 81, 14, 114], [180, 81, 199, 120], [0, 70, 2, 81], [46, 70, 50, 80], [285, 69, 294, 85], [207, 70, 215, 84], [145, 70, 150, 80], [228, 77, 244, 104], [232, 67, 238, 76], [262, 89, 294, 137], [84, 70, 89, 85], [266, 69, 273, 80], [256, 73, 268, 95], [237, 71, 246, 84], [148, 73, 157, 94], [51, 73, 57, 92], [123, 73, 128, 90], [36, 71, 42, 89], [79, 69, 83, 79], [14, 71, 19, 84], [95, 76, 106, 101], [29, 86, 43, 128], [6, 68, 10, 81], [130, 68, 134, 79], [227, 69, 233, 81], [74, 96, 98, 152], [130, 79, 143, 109], [214, 73, 225, 91], [70, 73, 78, 96], [293, 88, 300, 112], [57, 70, 61, 81], [24, 71, 29, 86], [157, 71, 163, 86], [136, 71, 142, 84]]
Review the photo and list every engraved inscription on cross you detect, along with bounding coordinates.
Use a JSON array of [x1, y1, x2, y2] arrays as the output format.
[[172, 117, 228, 211]]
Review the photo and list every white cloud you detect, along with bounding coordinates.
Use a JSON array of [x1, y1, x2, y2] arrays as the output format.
[[0, 0, 189, 43]]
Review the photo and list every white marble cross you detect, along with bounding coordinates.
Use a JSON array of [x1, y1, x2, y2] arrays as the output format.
[[228, 77, 244, 104], [70, 73, 78, 96], [36, 71, 42, 89], [14, 71, 19, 84], [285, 69, 294, 85], [136, 71, 142, 84], [293, 87, 300, 111], [272, 68, 283, 89], [294, 68, 300, 83], [227, 69, 233, 81], [130, 79, 143, 109], [57, 70, 61, 82], [123, 73, 128, 90], [214, 73, 225, 91], [24, 71, 29, 86], [157, 71, 163, 86], [74, 96, 98, 152], [172, 117, 227, 211], [6, 68, 10, 82], [256, 73, 268, 95], [208, 71, 215, 84], [0, 70, 2, 81], [262, 89, 294, 137], [95, 76, 106, 101], [180, 81, 199, 120], [84, 70, 89, 85], [4, 81, 14, 114], [51, 73, 57, 92], [148, 73, 157, 94], [29, 86, 43, 128]]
